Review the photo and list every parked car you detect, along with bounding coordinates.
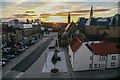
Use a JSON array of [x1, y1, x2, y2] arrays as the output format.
[[26, 41, 32, 46], [24, 45, 28, 49], [0, 61, 6, 66], [31, 40, 37, 44], [49, 46, 55, 49], [1, 58, 10, 63], [22, 46, 26, 51], [2, 47, 11, 53], [3, 55, 16, 59], [17, 47, 25, 53]]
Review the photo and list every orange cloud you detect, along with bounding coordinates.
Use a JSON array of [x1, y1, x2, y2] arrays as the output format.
[[53, 12, 87, 16], [25, 11, 35, 13], [39, 13, 51, 18]]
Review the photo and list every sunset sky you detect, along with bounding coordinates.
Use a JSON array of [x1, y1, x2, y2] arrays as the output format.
[[1, 0, 120, 23]]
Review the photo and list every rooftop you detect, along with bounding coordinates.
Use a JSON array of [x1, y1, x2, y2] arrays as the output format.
[[70, 37, 82, 53], [90, 42, 119, 56]]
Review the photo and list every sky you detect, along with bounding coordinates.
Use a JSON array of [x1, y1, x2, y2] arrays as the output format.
[[0, 0, 120, 23]]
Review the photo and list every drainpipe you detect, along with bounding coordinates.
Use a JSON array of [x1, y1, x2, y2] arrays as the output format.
[[105, 55, 108, 69], [91, 52, 94, 70]]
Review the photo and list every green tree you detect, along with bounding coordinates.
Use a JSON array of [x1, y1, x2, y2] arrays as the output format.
[[51, 55, 57, 65]]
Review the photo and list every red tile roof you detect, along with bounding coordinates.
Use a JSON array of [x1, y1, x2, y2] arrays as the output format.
[[90, 43, 119, 56], [70, 37, 82, 53]]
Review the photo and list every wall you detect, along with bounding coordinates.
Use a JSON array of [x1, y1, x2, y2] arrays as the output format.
[[106, 54, 120, 68], [119, 54, 120, 67], [73, 43, 92, 71], [92, 55, 100, 70], [68, 45, 74, 68], [85, 26, 120, 38], [98, 27, 120, 38], [93, 55, 107, 70]]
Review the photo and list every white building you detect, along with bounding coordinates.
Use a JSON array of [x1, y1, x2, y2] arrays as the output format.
[[8, 19, 33, 29], [22, 22, 33, 29], [8, 19, 22, 28], [90, 42, 120, 70], [69, 37, 93, 71], [69, 36, 120, 71]]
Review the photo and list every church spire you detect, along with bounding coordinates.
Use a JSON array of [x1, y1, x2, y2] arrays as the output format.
[[90, 6, 93, 18], [68, 12, 71, 23]]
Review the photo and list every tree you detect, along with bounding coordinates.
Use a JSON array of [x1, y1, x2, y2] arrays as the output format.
[[10, 48, 15, 54], [31, 19, 34, 22], [26, 19, 29, 22], [51, 55, 57, 65], [51, 52, 59, 74]]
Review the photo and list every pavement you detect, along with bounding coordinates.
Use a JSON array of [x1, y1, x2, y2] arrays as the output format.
[[42, 51, 67, 72], [42, 37, 67, 72]]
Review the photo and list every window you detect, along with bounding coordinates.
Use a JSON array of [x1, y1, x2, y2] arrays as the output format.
[[89, 64, 92, 68], [99, 56, 101, 60], [90, 56, 92, 60], [99, 64, 101, 67], [102, 56, 104, 60], [102, 56, 106, 60], [94, 64, 97, 68], [111, 62, 115, 66], [99, 56, 106, 61], [69, 55, 71, 58], [112, 56, 116, 60]]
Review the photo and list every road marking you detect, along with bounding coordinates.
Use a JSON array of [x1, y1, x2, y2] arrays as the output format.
[[16, 72, 24, 78], [2, 69, 11, 76]]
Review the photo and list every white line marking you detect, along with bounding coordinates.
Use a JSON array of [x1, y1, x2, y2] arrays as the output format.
[[16, 72, 24, 78]]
